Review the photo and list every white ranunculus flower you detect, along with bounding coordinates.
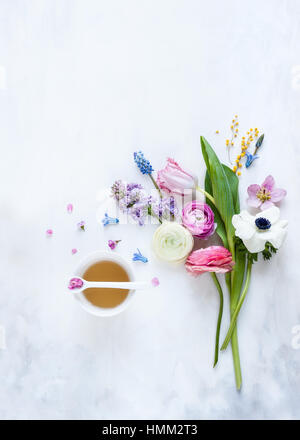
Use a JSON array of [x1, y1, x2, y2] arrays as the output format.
[[232, 206, 288, 253], [152, 221, 194, 262]]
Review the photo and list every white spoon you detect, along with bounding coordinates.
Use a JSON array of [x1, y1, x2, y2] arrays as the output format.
[[68, 276, 159, 292]]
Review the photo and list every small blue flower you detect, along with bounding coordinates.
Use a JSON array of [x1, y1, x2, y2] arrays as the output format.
[[102, 213, 119, 226], [245, 151, 259, 168], [134, 151, 154, 175], [132, 248, 148, 263]]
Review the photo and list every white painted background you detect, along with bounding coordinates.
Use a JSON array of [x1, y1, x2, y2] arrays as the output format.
[[0, 0, 300, 419]]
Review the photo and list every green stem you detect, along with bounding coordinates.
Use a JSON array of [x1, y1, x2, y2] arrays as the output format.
[[148, 206, 162, 224], [196, 186, 216, 206], [149, 174, 163, 198], [211, 273, 224, 367], [225, 267, 242, 390], [225, 272, 231, 295], [231, 328, 242, 390], [221, 260, 253, 351]]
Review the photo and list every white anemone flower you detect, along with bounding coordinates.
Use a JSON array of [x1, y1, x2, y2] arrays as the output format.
[[232, 206, 288, 253]]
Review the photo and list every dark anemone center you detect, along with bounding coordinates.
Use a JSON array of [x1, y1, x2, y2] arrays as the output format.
[[255, 217, 271, 230]]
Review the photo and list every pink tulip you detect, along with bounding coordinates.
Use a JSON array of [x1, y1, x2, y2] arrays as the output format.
[[157, 158, 198, 196], [185, 246, 234, 276]]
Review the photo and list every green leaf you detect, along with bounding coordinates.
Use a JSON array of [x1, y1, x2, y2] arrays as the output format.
[[222, 164, 240, 214], [230, 246, 246, 309], [204, 164, 240, 249], [201, 136, 236, 252], [204, 171, 228, 248], [262, 241, 278, 260]]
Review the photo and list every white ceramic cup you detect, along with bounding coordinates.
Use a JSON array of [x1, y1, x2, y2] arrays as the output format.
[[72, 251, 135, 317]]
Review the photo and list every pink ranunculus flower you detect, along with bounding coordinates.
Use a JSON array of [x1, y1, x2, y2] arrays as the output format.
[[182, 201, 215, 239], [157, 158, 198, 196], [185, 246, 235, 276], [247, 175, 286, 211]]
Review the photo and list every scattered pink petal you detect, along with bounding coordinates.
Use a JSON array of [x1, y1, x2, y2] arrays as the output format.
[[67, 203, 73, 213], [71, 248, 78, 254], [46, 229, 53, 237], [151, 277, 160, 287]]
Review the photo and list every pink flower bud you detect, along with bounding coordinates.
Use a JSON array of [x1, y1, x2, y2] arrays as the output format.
[[157, 158, 197, 196], [108, 240, 121, 250]]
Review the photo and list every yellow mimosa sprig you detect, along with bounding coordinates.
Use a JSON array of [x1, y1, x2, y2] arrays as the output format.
[[226, 114, 239, 163], [232, 127, 260, 176]]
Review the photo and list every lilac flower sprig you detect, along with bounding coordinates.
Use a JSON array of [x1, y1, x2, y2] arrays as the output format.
[[111, 180, 178, 226], [134, 151, 162, 198]]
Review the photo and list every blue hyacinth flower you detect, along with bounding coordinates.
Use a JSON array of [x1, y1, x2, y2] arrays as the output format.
[[132, 248, 148, 263], [245, 151, 259, 168], [102, 213, 119, 227], [134, 151, 154, 175]]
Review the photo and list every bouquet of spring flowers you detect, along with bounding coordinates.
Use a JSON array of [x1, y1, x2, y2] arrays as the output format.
[[111, 135, 287, 390]]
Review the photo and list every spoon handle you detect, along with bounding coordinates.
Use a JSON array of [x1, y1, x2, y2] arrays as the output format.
[[84, 281, 151, 290]]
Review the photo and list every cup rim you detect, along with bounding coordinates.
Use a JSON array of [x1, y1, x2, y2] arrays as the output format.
[[72, 250, 135, 317]]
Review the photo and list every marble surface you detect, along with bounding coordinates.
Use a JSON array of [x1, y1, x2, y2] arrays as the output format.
[[1, 0, 300, 420]]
